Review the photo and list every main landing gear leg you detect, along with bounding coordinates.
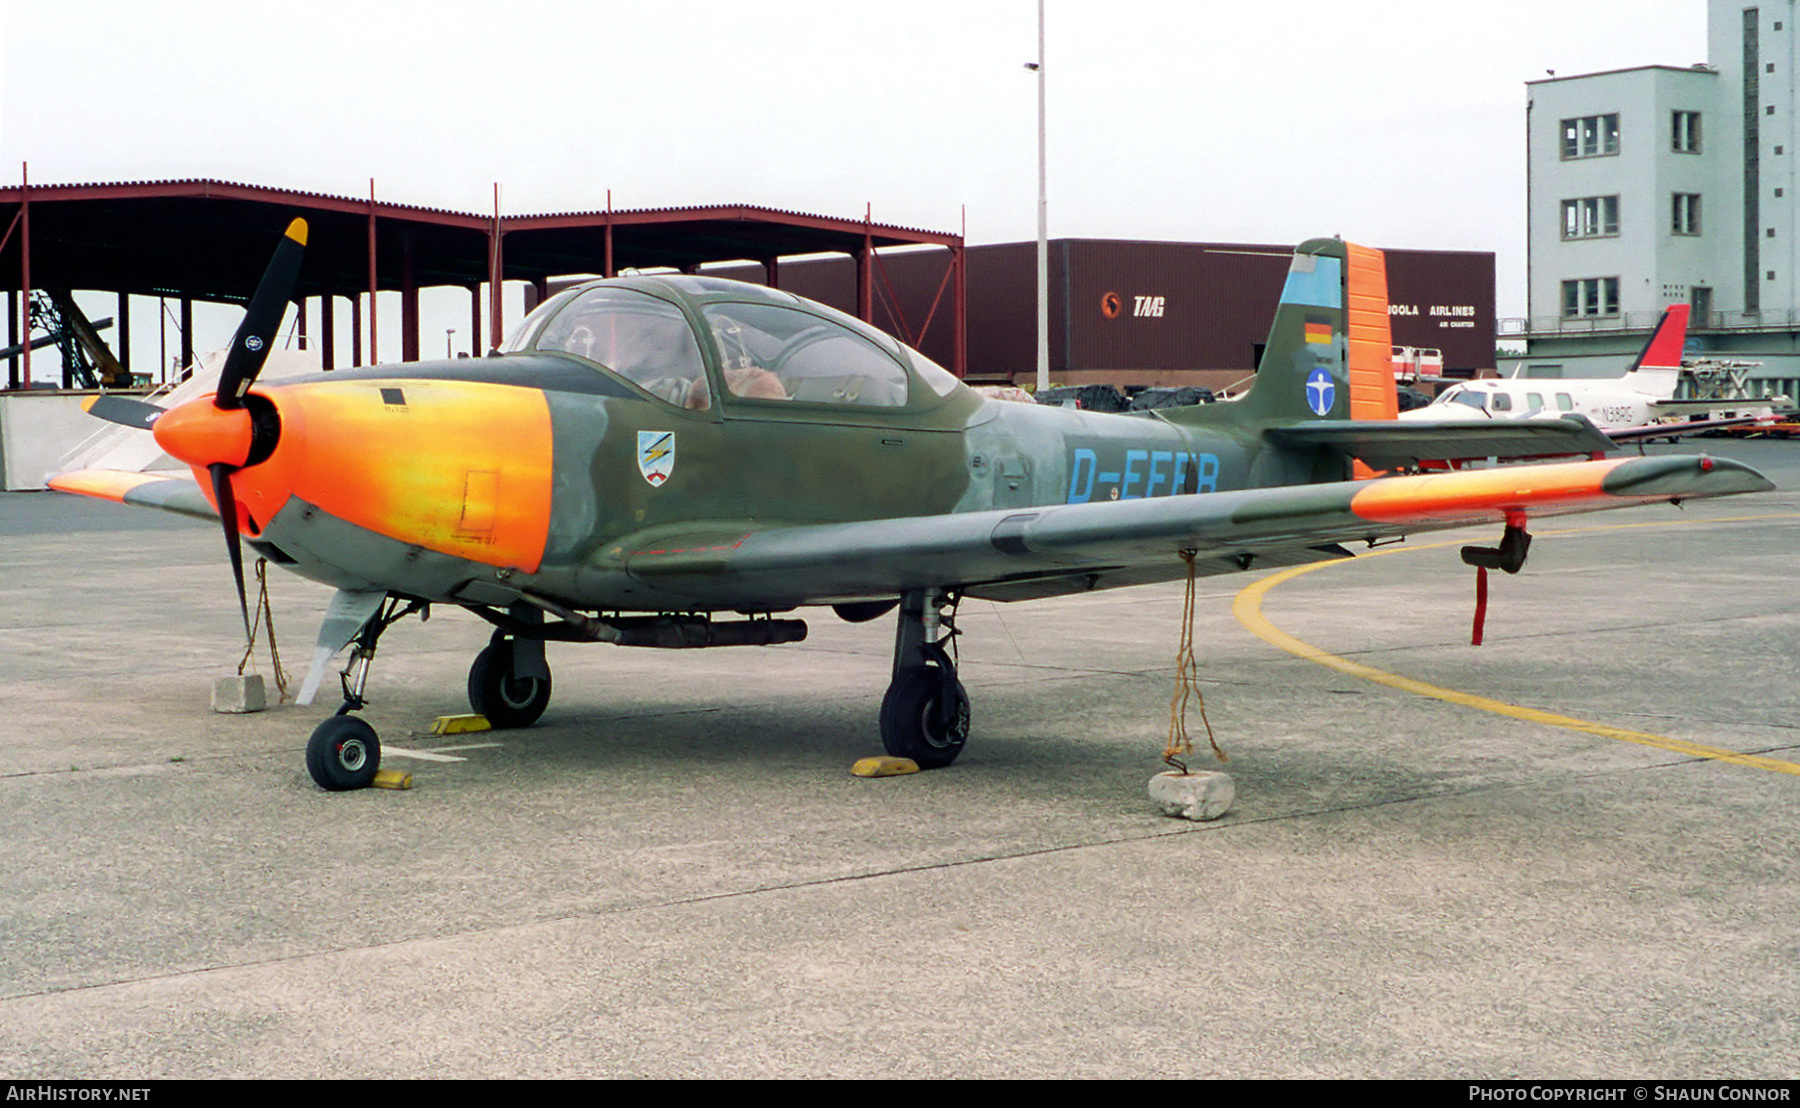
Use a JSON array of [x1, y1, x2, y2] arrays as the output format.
[[467, 603, 553, 730], [879, 588, 970, 769], [304, 597, 425, 791]]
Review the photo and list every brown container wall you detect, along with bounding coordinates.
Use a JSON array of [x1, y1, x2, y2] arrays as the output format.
[[865, 247, 965, 371], [714, 238, 1496, 384], [961, 242, 1054, 379], [1383, 250, 1496, 373], [708, 249, 965, 371], [1065, 240, 1293, 373]]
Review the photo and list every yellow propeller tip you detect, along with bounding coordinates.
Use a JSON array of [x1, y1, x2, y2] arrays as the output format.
[[285, 217, 308, 246]]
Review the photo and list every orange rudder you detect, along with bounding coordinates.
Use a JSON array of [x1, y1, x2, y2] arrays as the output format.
[[1344, 243, 1398, 478]]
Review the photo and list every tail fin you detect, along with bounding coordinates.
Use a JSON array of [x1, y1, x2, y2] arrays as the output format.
[[1621, 305, 1689, 401], [1630, 304, 1690, 372], [1235, 238, 1398, 434]]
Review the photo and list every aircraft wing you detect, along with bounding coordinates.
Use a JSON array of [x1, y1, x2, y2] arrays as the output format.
[[1265, 414, 1615, 470], [1648, 397, 1785, 416], [618, 454, 1771, 607], [48, 468, 217, 522], [1606, 415, 1774, 443], [54, 457, 1772, 609]]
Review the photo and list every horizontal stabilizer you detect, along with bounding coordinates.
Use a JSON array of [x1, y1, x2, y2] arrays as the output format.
[[1265, 415, 1616, 470]]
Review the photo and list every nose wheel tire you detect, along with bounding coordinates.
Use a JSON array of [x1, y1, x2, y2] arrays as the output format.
[[468, 642, 552, 729], [879, 665, 970, 769], [306, 715, 381, 791]]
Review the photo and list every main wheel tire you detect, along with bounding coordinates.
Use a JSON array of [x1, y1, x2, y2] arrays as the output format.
[[879, 665, 970, 769], [306, 715, 381, 791], [468, 642, 552, 729]]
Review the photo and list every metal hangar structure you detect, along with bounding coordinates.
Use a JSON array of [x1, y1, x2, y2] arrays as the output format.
[[0, 177, 967, 388]]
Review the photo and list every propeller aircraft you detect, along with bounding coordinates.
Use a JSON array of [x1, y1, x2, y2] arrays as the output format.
[[51, 220, 1774, 790], [1400, 304, 1788, 442]]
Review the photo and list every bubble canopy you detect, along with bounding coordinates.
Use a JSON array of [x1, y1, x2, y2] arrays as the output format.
[[502, 276, 962, 412]]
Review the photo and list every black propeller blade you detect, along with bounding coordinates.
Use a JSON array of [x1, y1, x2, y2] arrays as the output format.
[[83, 394, 167, 429], [74, 217, 307, 644], [84, 216, 303, 435], [211, 461, 253, 639], [210, 218, 307, 639], [217, 218, 308, 410]]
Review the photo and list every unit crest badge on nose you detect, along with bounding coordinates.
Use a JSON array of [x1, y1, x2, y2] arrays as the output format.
[[638, 431, 676, 486]]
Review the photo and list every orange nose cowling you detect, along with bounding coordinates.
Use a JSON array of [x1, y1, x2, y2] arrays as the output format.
[[153, 399, 256, 469]]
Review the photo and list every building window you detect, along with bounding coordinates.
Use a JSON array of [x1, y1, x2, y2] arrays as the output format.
[[1673, 110, 1702, 152], [1561, 277, 1620, 318], [1562, 196, 1620, 238], [1672, 193, 1702, 235], [1561, 113, 1620, 158]]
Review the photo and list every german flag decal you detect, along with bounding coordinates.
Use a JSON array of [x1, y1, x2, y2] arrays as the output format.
[[1304, 316, 1332, 344]]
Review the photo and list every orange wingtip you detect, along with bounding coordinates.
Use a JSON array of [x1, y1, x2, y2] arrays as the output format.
[[1350, 458, 1629, 523], [47, 469, 166, 503]]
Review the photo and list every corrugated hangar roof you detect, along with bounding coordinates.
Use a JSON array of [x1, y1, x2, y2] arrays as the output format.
[[0, 178, 961, 305]]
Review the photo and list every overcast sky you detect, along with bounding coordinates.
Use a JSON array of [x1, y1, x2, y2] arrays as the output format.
[[2, 0, 1712, 342]]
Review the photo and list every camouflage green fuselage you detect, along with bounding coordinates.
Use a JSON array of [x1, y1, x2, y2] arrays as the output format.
[[241, 266, 1355, 615]]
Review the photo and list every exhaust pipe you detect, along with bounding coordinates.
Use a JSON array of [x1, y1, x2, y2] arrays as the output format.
[[597, 615, 808, 649]]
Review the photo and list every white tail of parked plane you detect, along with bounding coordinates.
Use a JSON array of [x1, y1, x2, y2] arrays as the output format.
[[1614, 303, 1689, 400]]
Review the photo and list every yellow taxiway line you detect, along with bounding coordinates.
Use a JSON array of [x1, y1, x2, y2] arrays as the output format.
[[1231, 515, 1800, 776]]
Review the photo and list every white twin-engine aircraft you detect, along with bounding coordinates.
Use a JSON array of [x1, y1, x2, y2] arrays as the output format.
[[1399, 306, 1783, 442]]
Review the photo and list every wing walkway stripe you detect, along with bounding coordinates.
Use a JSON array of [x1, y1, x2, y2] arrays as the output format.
[[1230, 514, 1800, 776]]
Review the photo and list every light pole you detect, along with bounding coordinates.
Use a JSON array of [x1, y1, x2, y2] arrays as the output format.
[[1031, 1, 1048, 392]]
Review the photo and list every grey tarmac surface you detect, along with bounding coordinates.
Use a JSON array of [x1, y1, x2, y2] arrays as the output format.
[[1, 440, 1797, 1079]]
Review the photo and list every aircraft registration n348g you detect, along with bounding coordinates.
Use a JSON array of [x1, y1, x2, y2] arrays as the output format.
[[51, 220, 1774, 789]]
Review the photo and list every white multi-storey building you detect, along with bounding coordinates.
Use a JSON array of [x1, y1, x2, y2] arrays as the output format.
[[1522, 0, 1800, 400]]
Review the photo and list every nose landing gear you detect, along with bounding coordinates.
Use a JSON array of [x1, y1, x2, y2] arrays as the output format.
[[302, 597, 559, 791], [302, 596, 424, 791], [306, 714, 380, 791]]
